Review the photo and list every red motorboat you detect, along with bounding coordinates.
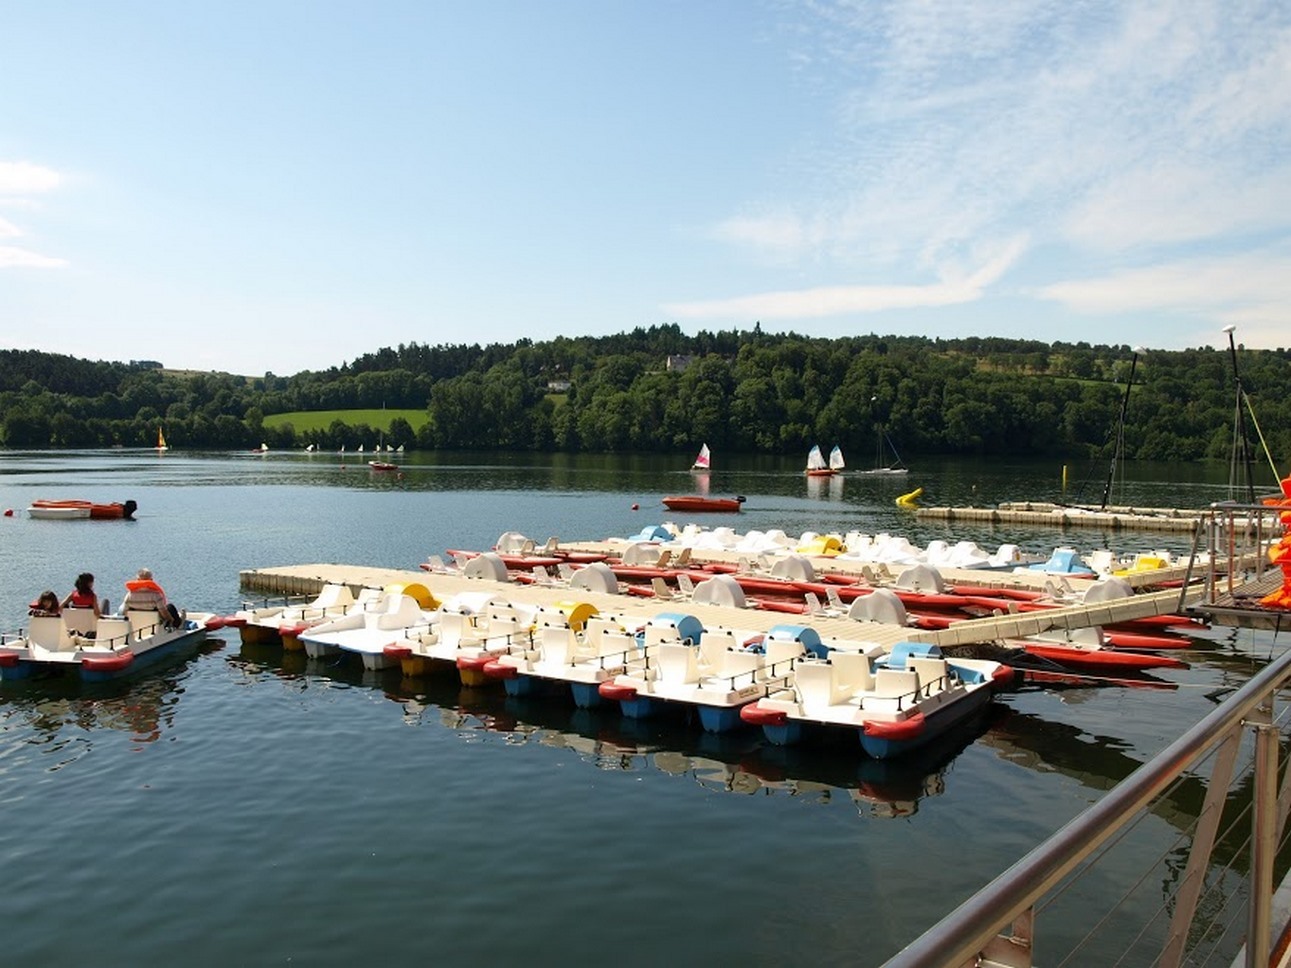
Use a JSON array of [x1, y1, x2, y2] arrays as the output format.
[[661, 495, 746, 513], [28, 498, 137, 520]]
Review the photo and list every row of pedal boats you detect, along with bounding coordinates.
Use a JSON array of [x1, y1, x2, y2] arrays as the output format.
[[216, 577, 1196, 758], [424, 545, 1204, 656]]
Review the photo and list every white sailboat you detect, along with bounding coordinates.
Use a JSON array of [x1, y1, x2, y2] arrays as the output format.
[[691, 443, 711, 471], [805, 444, 833, 476], [855, 429, 908, 476], [828, 445, 846, 472]]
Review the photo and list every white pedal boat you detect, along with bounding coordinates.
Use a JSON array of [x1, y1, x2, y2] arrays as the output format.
[[224, 583, 378, 649], [381, 592, 540, 685], [739, 641, 1014, 759], [0, 607, 210, 682], [594, 614, 823, 732], [297, 587, 437, 670]]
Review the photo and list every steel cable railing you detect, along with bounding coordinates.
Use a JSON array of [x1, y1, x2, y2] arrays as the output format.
[[884, 646, 1291, 968]]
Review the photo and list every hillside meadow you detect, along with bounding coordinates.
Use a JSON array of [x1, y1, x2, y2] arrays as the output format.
[[262, 408, 430, 433]]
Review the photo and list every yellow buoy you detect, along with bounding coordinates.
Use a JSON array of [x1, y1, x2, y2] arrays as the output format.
[[896, 486, 923, 508]]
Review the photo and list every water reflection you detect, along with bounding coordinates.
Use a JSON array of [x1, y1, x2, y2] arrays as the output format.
[[0, 638, 226, 764], [227, 642, 999, 818]]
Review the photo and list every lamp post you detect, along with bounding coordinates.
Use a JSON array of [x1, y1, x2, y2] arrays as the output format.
[[1223, 325, 1257, 503], [1100, 346, 1144, 510]]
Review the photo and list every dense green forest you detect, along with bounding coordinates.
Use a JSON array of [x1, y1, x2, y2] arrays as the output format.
[[2, 326, 1288, 468]]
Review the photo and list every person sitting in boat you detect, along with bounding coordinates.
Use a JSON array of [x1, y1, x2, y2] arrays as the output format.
[[123, 568, 182, 629], [28, 590, 61, 617], [62, 572, 103, 618]]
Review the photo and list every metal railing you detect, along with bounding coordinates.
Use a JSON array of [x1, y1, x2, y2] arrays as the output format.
[[884, 645, 1291, 968]]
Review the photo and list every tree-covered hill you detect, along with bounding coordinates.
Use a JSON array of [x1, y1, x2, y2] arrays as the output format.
[[2, 328, 1288, 467]]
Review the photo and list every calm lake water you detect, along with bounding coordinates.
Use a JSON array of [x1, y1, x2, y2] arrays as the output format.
[[0, 449, 1279, 966]]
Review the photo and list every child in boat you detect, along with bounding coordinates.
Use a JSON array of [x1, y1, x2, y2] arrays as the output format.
[[61, 572, 103, 618], [28, 590, 61, 617]]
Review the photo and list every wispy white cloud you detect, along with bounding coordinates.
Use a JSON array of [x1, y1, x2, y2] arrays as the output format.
[[688, 1, 1291, 329], [0, 159, 65, 269], [668, 233, 1026, 319], [0, 160, 60, 195], [1037, 248, 1291, 349], [0, 246, 68, 269]]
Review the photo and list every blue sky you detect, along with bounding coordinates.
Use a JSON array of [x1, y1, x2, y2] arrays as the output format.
[[3, 1, 1289, 376]]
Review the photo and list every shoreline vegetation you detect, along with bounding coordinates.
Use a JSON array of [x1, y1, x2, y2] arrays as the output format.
[[3, 326, 1288, 464]]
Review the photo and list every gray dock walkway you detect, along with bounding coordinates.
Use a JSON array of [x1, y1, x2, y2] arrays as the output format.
[[916, 502, 1203, 532]]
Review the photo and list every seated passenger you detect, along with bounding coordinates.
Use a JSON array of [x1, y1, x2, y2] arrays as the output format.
[[62, 572, 103, 618], [28, 590, 62, 617], [123, 568, 182, 629]]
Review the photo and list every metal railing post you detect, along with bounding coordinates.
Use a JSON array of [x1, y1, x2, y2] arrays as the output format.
[[1249, 699, 1278, 968]]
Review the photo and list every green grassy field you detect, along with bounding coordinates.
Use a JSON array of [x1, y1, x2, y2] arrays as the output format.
[[262, 408, 429, 432]]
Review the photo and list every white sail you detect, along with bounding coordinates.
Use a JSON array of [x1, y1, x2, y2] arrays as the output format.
[[828, 445, 845, 471], [806, 444, 827, 471], [691, 443, 711, 470]]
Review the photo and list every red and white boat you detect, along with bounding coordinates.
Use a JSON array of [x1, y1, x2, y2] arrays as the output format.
[[661, 495, 745, 513], [27, 498, 137, 520]]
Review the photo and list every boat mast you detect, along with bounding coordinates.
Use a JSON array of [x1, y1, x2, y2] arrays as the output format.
[[1223, 325, 1257, 503], [1100, 346, 1142, 510]]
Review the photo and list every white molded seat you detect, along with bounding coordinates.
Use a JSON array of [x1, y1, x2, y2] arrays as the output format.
[[656, 643, 700, 684], [864, 669, 920, 711], [539, 626, 579, 667], [831, 650, 874, 694], [907, 656, 949, 696], [795, 660, 848, 711], [27, 615, 65, 650]]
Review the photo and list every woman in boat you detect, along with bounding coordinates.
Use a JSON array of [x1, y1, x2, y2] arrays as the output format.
[[62, 572, 103, 618], [28, 590, 61, 617]]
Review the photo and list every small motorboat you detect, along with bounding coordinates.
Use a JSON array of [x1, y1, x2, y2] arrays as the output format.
[[368, 460, 398, 471], [27, 499, 137, 520], [661, 495, 746, 513], [0, 604, 210, 682]]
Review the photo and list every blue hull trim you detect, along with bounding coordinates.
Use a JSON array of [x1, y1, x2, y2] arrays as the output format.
[[697, 705, 744, 733], [759, 722, 803, 746], [80, 628, 208, 683], [0, 661, 35, 682], [503, 674, 541, 697], [568, 682, 603, 709], [619, 696, 658, 719], [859, 689, 990, 760]]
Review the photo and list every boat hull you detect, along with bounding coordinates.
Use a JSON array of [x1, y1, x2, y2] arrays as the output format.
[[661, 496, 744, 513]]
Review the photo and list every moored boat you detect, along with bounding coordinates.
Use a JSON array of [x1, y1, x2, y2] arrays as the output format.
[[739, 641, 1013, 758], [661, 495, 746, 513], [0, 606, 210, 682], [297, 585, 438, 670], [27, 498, 138, 520]]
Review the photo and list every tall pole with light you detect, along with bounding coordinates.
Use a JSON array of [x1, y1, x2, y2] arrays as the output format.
[[1223, 325, 1257, 503], [1101, 346, 1144, 510]]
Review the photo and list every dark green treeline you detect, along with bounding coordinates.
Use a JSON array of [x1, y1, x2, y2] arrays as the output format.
[[2, 325, 1288, 465]]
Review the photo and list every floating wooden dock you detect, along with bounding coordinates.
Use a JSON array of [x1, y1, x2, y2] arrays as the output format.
[[917, 502, 1203, 532], [238, 561, 1204, 652]]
